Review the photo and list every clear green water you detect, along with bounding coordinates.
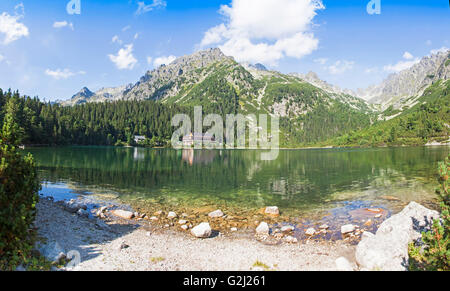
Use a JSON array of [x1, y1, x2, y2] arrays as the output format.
[[26, 146, 449, 218]]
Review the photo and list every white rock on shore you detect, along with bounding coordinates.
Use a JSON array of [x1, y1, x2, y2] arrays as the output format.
[[355, 201, 440, 271], [256, 222, 270, 235], [111, 210, 135, 220], [167, 212, 178, 219], [335, 257, 354, 271], [64, 200, 87, 214], [341, 224, 356, 234], [283, 236, 298, 243], [191, 223, 212, 238], [281, 225, 294, 233], [305, 228, 316, 236]]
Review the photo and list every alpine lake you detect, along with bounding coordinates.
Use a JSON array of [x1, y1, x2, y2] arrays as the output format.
[[25, 145, 450, 242]]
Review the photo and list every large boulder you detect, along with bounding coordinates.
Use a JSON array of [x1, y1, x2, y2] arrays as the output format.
[[191, 223, 212, 238], [355, 202, 439, 271], [256, 222, 269, 235]]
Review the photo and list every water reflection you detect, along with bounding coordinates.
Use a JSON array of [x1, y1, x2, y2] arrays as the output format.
[[25, 146, 449, 213], [181, 149, 217, 166]]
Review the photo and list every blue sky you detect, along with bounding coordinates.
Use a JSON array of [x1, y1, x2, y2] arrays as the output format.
[[0, 0, 448, 101]]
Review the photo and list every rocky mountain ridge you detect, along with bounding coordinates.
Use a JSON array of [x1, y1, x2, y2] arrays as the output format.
[[62, 48, 449, 118], [356, 49, 450, 111]]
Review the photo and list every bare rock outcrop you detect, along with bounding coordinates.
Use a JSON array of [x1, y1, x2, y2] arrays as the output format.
[[355, 202, 440, 271]]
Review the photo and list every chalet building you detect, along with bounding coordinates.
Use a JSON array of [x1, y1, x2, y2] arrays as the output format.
[[182, 133, 215, 147], [134, 135, 146, 143]]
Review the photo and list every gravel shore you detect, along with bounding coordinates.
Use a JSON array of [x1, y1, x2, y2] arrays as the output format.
[[36, 198, 356, 271]]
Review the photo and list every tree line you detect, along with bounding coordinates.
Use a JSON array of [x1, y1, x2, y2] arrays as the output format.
[[0, 89, 192, 147]]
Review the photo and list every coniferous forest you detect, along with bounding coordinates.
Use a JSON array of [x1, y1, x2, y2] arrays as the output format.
[[0, 79, 449, 149], [0, 89, 190, 147]]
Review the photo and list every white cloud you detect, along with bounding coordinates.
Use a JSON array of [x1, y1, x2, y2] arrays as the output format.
[[0, 54, 4, 62], [314, 58, 328, 65], [45, 69, 85, 80], [402, 51, 413, 60], [0, 11, 29, 45], [327, 60, 354, 75], [153, 55, 177, 67], [383, 48, 449, 74], [425, 40, 432, 46], [199, 0, 324, 65], [146, 56, 153, 65], [384, 59, 420, 73], [53, 21, 74, 30], [108, 44, 138, 70], [122, 25, 131, 32], [112, 35, 122, 44], [134, 33, 139, 40], [136, 0, 167, 15], [364, 67, 378, 74]]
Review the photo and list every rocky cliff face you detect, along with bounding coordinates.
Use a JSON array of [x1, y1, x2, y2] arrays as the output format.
[[123, 48, 234, 101], [62, 84, 132, 106], [65, 87, 94, 105], [291, 71, 355, 96], [357, 50, 450, 111]]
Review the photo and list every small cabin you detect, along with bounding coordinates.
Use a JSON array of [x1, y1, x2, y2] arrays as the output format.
[[134, 135, 146, 143]]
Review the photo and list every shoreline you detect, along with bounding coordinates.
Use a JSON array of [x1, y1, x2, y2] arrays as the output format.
[[34, 186, 441, 271], [35, 198, 357, 271], [22, 142, 450, 151], [40, 186, 401, 244]]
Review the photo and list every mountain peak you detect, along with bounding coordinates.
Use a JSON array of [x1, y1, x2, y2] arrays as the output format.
[[73, 87, 94, 98], [242, 62, 268, 72], [358, 48, 450, 108]]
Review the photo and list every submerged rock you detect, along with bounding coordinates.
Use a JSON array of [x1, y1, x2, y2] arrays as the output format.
[[77, 208, 88, 218], [191, 223, 212, 238], [264, 206, 280, 217], [208, 210, 225, 218], [355, 202, 439, 271]]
